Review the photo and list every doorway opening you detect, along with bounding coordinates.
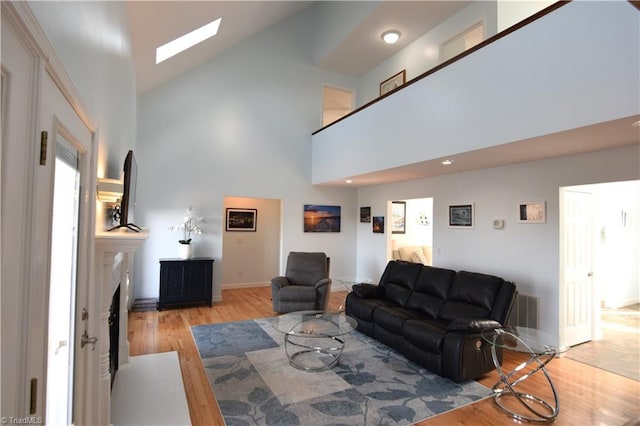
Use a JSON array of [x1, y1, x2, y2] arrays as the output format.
[[221, 196, 281, 288], [559, 180, 639, 380], [440, 20, 484, 63], [387, 197, 433, 266], [46, 136, 81, 425], [322, 85, 355, 127]]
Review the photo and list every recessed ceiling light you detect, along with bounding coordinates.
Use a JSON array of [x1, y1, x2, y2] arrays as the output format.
[[442, 160, 453, 165], [632, 120, 640, 127], [156, 17, 222, 64], [345, 179, 353, 184], [381, 30, 401, 45]]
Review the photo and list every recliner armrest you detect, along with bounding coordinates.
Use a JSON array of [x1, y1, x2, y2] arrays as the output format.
[[271, 276, 290, 289], [447, 319, 502, 331], [315, 278, 331, 289], [352, 283, 383, 299]]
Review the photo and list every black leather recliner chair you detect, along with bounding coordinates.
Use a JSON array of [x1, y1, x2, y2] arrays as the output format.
[[346, 260, 517, 383]]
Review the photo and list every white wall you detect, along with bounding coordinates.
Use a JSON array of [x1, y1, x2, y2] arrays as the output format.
[[587, 181, 640, 308], [356, 145, 640, 335], [28, 1, 137, 228], [313, 1, 640, 184], [497, 0, 555, 32], [134, 6, 359, 302]]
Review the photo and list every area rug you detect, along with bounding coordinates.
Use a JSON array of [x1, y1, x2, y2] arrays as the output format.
[[191, 317, 491, 425]]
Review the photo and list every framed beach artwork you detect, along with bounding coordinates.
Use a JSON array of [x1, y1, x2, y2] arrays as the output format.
[[304, 204, 341, 232]]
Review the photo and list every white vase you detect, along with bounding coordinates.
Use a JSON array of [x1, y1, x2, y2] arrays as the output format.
[[179, 243, 192, 259]]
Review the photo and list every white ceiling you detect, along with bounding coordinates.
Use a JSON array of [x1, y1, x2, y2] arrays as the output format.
[[125, 1, 639, 187], [126, 1, 470, 94]]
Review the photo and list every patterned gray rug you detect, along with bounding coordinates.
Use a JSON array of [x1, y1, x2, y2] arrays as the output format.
[[191, 317, 491, 425]]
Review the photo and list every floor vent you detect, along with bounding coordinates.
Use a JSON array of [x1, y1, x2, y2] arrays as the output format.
[[508, 293, 540, 329]]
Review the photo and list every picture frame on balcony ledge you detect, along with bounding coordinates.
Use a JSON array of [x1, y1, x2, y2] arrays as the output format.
[[380, 70, 406, 96]]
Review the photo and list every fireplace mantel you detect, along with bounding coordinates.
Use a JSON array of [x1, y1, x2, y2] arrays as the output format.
[[94, 228, 149, 425]]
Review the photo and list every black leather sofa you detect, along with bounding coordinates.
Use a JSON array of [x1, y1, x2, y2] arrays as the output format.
[[345, 260, 517, 383]]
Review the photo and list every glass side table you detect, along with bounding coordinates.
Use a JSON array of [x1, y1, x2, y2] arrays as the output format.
[[481, 327, 569, 423], [335, 276, 373, 292]]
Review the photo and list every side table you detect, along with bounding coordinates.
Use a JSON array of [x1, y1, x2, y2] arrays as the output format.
[[481, 327, 569, 423], [335, 276, 373, 292], [158, 258, 214, 310]]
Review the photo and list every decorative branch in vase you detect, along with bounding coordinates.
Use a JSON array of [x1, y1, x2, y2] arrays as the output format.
[[169, 206, 205, 259]]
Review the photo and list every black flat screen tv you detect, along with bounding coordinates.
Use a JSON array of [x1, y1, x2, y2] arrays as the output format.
[[108, 150, 141, 232]]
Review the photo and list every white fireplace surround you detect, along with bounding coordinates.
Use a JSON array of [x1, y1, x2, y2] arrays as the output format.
[[94, 229, 149, 426]]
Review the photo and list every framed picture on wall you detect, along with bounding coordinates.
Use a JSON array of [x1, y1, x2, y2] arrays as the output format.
[[226, 208, 257, 231], [373, 216, 385, 233], [304, 204, 341, 232], [391, 201, 406, 234], [449, 203, 474, 228], [360, 206, 371, 223], [518, 201, 546, 223], [380, 70, 406, 96]]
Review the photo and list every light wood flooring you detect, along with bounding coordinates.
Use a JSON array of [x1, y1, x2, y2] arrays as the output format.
[[128, 287, 640, 425]]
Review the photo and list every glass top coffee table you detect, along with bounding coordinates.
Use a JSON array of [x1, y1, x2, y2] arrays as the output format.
[[272, 311, 357, 371], [481, 326, 569, 423]]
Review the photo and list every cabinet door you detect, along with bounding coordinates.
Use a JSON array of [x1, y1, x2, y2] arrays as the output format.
[[186, 261, 212, 304], [160, 263, 187, 303]]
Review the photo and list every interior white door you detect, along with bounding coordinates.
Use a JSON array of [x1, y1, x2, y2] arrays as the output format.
[[560, 188, 594, 347], [26, 71, 94, 423]]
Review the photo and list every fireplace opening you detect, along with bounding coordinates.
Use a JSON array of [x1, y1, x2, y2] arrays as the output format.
[[109, 285, 120, 389]]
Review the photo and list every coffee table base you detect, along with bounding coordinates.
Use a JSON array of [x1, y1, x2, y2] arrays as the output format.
[[284, 333, 346, 371]]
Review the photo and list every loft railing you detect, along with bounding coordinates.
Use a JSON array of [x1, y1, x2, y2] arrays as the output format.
[[313, 1, 570, 136]]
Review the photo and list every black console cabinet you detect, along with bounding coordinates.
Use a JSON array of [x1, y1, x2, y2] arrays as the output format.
[[158, 258, 214, 310]]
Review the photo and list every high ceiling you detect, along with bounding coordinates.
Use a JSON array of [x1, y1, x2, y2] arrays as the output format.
[[126, 1, 470, 94], [125, 1, 639, 186]]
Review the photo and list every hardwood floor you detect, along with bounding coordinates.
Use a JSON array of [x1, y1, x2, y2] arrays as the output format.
[[128, 287, 640, 425]]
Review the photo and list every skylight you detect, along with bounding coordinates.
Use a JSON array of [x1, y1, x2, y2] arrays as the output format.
[[156, 18, 222, 64]]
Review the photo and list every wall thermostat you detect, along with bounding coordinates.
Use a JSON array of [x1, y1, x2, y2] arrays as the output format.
[[493, 219, 505, 229]]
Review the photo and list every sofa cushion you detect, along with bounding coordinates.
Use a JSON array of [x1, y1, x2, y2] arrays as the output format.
[[347, 297, 394, 322], [405, 266, 455, 319], [382, 261, 423, 306], [447, 271, 504, 311], [403, 319, 448, 354], [373, 306, 425, 334]]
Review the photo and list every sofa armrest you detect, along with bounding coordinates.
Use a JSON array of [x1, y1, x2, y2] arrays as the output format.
[[447, 319, 502, 331], [352, 283, 383, 299]]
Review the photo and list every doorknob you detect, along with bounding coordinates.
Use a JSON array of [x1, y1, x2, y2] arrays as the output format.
[[587, 272, 593, 277], [81, 330, 97, 350]]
